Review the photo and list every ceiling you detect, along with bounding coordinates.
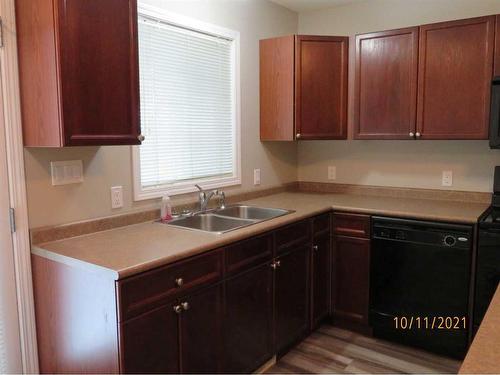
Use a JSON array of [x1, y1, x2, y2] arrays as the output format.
[[269, 0, 363, 13]]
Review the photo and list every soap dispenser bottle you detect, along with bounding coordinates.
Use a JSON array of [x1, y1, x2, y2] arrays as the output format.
[[160, 195, 173, 222]]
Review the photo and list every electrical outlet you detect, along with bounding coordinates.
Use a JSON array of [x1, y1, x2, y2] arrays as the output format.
[[328, 166, 336, 180], [442, 171, 453, 187], [50, 160, 83, 186], [110, 186, 123, 209], [254, 169, 261, 185]]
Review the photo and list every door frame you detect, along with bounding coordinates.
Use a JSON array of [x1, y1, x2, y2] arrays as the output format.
[[0, 0, 39, 372]]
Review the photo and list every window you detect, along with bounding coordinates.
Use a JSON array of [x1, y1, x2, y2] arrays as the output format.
[[133, 4, 240, 200]]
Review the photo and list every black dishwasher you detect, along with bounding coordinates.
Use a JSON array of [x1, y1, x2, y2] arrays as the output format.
[[370, 217, 472, 359]]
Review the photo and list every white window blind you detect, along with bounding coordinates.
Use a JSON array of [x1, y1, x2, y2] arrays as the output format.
[[134, 9, 240, 199]]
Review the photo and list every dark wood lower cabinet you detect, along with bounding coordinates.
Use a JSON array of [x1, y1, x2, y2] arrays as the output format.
[[120, 283, 223, 374], [180, 283, 223, 373], [121, 304, 180, 374], [33, 214, 337, 374], [311, 231, 331, 329], [332, 235, 371, 330], [224, 263, 274, 373], [275, 244, 311, 354]]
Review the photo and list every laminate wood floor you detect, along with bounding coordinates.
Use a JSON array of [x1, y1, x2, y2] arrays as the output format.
[[266, 325, 461, 374]]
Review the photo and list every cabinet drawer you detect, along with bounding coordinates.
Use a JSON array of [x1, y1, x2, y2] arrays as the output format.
[[275, 219, 311, 254], [117, 250, 223, 321], [313, 212, 331, 235], [226, 234, 273, 276], [333, 213, 370, 238]]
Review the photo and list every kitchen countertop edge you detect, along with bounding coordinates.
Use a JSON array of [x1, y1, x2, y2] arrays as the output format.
[[31, 192, 487, 281]]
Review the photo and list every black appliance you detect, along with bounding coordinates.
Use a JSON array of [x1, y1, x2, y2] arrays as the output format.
[[490, 77, 500, 148], [370, 217, 472, 359], [475, 166, 500, 331]]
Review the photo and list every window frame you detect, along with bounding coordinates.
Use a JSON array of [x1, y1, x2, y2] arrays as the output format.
[[132, 3, 241, 201]]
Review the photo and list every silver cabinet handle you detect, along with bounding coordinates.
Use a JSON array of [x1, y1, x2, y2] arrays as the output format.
[[296, 133, 301, 139], [409, 132, 415, 137], [175, 278, 184, 287], [271, 260, 281, 269], [138, 134, 145, 142], [313, 245, 319, 251], [415, 132, 421, 138], [181, 302, 190, 311], [173, 305, 183, 314]]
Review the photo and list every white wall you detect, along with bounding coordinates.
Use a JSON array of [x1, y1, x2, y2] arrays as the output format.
[[24, 0, 298, 229], [24, 0, 500, 229], [298, 0, 500, 192]]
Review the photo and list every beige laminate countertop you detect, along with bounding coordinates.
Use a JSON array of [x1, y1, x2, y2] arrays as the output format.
[[32, 192, 488, 280], [460, 285, 500, 374]]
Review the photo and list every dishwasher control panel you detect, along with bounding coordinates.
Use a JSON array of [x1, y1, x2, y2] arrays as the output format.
[[372, 218, 472, 250]]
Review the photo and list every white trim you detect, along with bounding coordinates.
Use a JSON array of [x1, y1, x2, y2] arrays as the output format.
[[133, 5, 241, 201], [0, 0, 39, 373], [138, 3, 240, 41]]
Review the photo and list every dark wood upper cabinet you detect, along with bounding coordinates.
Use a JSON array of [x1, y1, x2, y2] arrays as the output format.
[[416, 16, 494, 140], [16, 0, 141, 147], [260, 36, 295, 141], [296, 36, 349, 140], [354, 28, 419, 140], [260, 35, 348, 141]]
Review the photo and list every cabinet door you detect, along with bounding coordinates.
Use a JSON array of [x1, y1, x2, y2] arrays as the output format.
[[179, 283, 223, 373], [332, 235, 370, 327], [354, 28, 419, 139], [224, 263, 274, 373], [417, 16, 494, 139], [120, 304, 179, 374], [57, 0, 140, 146], [295, 36, 348, 140], [311, 232, 331, 329], [260, 36, 295, 141], [494, 16, 500, 76], [275, 244, 310, 354]]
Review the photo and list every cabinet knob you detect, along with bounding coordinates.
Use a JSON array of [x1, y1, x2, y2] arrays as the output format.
[[181, 302, 190, 311], [138, 134, 145, 142], [175, 278, 184, 287], [173, 305, 183, 314], [313, 245, 319, 251], [275, 260, 281, 268], [296, 133, 301, 139], [271, 262, 277, 270], [415, 132, 421, 138], [409, 132, 415, 138]]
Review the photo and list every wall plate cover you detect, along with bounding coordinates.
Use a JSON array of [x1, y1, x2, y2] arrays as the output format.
[[50, 160, 84, 186], [254, 169, 261, 185], [442, 170, 453, 187], [328, 166, 336, 180], [110, 186, 124, 209]]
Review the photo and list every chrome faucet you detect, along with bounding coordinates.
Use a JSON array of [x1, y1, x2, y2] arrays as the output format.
[[195, 185, 225, 211]]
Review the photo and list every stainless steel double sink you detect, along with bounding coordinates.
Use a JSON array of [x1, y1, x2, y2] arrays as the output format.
[[164, 205, 294, 234]]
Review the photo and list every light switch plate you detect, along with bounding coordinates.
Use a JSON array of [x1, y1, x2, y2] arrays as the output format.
[[50, 160, 83, 186], [442, 170, 453, 187], [254, 169, 261, 185], [328, 166, 336, 180], [110, 186, 123, 209]]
